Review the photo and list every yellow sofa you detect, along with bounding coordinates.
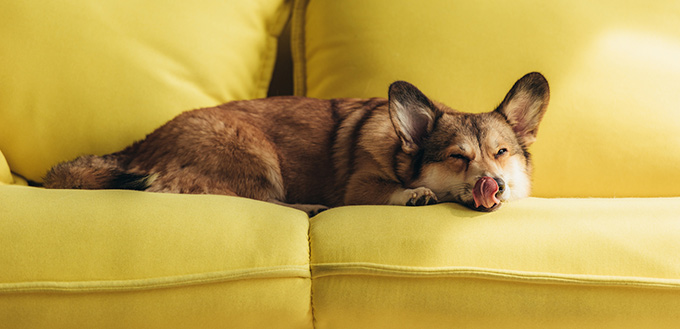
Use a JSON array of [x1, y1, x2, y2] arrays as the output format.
[[2, 0, 680, 328]]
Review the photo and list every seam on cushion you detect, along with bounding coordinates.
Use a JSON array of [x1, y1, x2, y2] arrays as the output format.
[[311, 263, 680, 290], [0, 265, 310, 294], [291, 0, 308, 96], [307, 217, 318, 327]]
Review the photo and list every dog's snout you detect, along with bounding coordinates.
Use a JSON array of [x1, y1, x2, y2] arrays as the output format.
[[494, 177, 505, 194]]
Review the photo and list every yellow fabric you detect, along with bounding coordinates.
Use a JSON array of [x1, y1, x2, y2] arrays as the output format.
[[9, 174, 27, 186], [0, 186, 313, 329], [0, 150, 13, 185], [293, 0, 680, 198], [310, 199, 680, 328], [2, 279, 311, 329], [0, 0, 291, 182]]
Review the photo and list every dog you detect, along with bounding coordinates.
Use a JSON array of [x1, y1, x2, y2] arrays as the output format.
[[44, 72, 549, 215]]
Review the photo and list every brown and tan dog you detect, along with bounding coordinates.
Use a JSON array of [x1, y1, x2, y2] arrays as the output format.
[[44, 72, 549, 215]]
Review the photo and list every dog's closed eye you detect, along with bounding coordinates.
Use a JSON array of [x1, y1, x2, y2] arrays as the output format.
[[450, 154, 469, 162]]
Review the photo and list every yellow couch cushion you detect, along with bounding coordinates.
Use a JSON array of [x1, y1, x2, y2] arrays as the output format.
[[0, 0, 291, 182], [0, 186, 312, 329], [310, 199, 680, 328], [293, 0, 680, 198]]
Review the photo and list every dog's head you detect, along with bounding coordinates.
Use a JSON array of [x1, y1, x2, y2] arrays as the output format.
[[388, 72, 550, 211]]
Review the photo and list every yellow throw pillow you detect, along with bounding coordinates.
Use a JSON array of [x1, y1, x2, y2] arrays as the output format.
[[0, 0, 291, 182], [293, 0, 680, 198]]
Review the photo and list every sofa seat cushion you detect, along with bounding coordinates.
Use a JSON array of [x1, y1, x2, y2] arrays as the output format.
[[309, 198, 680, 328], [0, 0, 290, 182], [0, 186, 313, 329]]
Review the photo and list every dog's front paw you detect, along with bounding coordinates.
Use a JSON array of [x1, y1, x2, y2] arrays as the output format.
[[402, 187, 438, 206]]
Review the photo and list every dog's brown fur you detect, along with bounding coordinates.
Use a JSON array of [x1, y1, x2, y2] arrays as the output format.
[[44, 72, 549, 215]]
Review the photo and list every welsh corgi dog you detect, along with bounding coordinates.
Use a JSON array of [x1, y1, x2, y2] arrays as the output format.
[[44, 72, 549, 215]]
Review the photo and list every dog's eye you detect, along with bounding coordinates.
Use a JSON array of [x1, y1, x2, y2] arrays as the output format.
[[496, 148, 508, 158], [450, 154, 469, 162]]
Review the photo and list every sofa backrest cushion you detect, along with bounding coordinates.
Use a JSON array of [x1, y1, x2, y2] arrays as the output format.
[[292, 0, 680, 198], [0, 0, 291, 182]]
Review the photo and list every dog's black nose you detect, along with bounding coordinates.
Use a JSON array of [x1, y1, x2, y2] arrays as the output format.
[[494, 178, 505, 194]]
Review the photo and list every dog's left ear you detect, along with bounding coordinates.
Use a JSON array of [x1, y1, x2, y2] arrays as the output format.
[[388, 81, 441, 155], [495, 72, 550, 147]]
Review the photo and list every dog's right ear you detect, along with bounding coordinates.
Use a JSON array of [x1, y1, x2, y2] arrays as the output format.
[[495, 72, 550, 147], [388, 81, 441, 155]]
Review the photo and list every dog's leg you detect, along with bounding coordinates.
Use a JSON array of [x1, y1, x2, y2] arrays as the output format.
[[125, 109, 293, 201], [344, 175, 437, 206], [147, 176, 326, 216]]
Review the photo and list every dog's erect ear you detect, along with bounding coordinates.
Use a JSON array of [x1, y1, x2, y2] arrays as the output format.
[[495, 72, 550, 147], [388, 81, 440, 155]]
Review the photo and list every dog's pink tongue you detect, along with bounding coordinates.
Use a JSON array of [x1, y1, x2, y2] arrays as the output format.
[[473, 177, 500, 209]]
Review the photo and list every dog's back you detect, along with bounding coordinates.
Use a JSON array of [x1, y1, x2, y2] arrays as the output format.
[[44, 97, 400, 213]]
